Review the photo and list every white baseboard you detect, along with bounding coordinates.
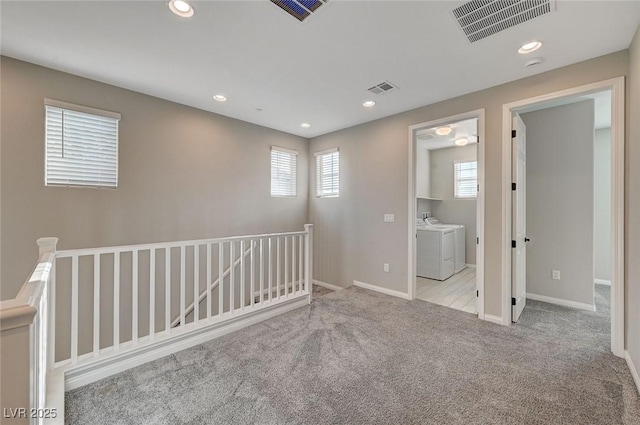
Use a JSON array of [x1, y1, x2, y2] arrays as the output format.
[[465, 264, 477, 269], [313, 279, 346, 292], [484, 314, 503, 325], [625, 350, 640, 395], [353, 280, 410, 300], [526, 293, 595, 312], [595, 279, 611, 286], [62, 296, 308, 391], [44, 369, 65, 425]]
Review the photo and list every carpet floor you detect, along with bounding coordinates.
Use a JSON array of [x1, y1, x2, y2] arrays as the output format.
[[66, 284, 640, 424]]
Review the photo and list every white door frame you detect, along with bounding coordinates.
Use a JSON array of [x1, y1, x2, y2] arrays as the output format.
[[501, 77, 625, 357], [408, 109, 486, 320]]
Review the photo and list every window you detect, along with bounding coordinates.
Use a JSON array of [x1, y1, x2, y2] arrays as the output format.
[[454, 160, 477, 199], [315, 148, 339, 197], [45, 99, 120, 188], [270, 146, 297, 197]]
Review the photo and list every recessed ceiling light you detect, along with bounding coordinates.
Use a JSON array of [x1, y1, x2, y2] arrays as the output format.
[[363, 100, 376, 108], [213, 94, 227, 102], [518, 41, 542, 54], [435, 127, 452, 136], [455, 138, 469, 146], [168, 0, 194, 18], [300, 123, 311, 128]]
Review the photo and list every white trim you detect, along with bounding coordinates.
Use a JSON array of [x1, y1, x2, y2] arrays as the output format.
[[313, 279, 346, 292], [484, 314, 503, 325], [353, 280, 410, 300], [408, 109, 485, 321], [595, 279, 611, 286], [313, 147, 338, 157], [44, 98, 121, 120], [526, 293, 595, 312], [271, 145, 298, 155], [625, 351, 640, 395], [465, 264, 477, 269], [44, 369, 65, 425], [60, 296, 307, 390], [502, 77, 625, 357]]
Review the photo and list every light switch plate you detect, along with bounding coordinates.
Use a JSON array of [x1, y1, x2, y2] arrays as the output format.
[[552, 270, 561, 280], [384, 263, 390, 273], [384, 214, 395, 223]]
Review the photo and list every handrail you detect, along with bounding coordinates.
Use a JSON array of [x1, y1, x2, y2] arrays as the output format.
[[55, 230, 307, 258], [0, 237, 57, 425]]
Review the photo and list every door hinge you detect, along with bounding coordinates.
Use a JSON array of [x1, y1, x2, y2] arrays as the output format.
[[512, 182, 516, 191], [476, 237, 479, 245], [511, 297, 516, 306], [477, 184, 480, 192], [512, 129, 517, 138], [511, 240, 516, 248], [476, 290, 479, 297]]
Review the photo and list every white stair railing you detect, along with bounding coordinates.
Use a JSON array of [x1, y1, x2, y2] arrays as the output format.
[[49, 225, 313, 371]]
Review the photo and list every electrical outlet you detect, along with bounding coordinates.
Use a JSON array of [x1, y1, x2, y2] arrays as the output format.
[[552, 270, 561, 280], [384, 263, 390, 273], [384, 214, 395, 223]]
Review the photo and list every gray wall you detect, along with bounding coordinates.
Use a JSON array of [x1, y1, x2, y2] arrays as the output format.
[[521, 101, 595, 306], [309, 50, 628, 319], [0, 57, 310, 300], [627, 24, 640, 385], [429, 144, 477, 265], [594, 128, 612, 283]]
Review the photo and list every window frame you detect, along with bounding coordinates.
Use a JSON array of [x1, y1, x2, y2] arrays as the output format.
[[270, 146, 298, 198], [44, 98, 121, 189], [315, 148, 340, 198], [453, 159, 478, 199]]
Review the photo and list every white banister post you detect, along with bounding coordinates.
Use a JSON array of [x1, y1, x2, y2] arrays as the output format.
[[37, 237, 58, 255], [304, 224, 313, 304], [38, 238, 58, 373]]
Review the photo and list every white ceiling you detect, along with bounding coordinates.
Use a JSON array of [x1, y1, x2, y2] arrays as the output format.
[[417, 118, 478, 151], [1, 1, 638, 138]]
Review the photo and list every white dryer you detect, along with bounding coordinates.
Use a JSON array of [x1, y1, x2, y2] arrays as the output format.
[[416, 226, 455, 281], [424, 218, 466, 273]]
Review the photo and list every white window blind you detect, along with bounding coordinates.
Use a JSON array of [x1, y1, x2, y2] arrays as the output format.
[[454, 160, 477, 199], [44, 99, 120, 188], [315, 148, 339, 198], [271, 146, 297, 197]]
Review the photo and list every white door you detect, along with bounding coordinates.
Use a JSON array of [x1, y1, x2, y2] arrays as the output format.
[[512, 114, 527, 322]]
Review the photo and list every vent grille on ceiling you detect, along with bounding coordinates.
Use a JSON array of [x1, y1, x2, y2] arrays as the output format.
[[271, 0, 328, 22], [452, 0, 556, 43], [368, 81, 398, 95]]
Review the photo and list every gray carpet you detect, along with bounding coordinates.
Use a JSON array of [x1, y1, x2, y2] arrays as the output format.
[[66, 284, 640, 424]]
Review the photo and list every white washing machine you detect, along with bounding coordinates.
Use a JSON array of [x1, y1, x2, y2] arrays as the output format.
[[416, 225, 455, 281], [424, 218, 466, 273]]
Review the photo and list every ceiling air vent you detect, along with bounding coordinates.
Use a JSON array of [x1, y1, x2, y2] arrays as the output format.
[[270, 0, 328, 22], [367, 81, 398, 95], [452, 0, 556, 43]]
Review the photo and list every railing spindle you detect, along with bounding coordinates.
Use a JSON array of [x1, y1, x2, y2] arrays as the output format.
[[207, 243, 212, 319], [132, 249, 139, 344], [299, 235, 303, 295], [240, 240, 245, 312], [71, 255, 78, 364], [259, 239, 264, 305], [219, 242, 224, 317], [114, 252, 120, 350], [250, 239, 255, 308], [150, 249, 155, 340], [292, 236, 296, 295], [268, 238, 273, 302], [284, 237, 289, 298], [276, 237, 281, 300], [180, 245, 186, 328], [93, 254, 100, 357], [165, 248, 170, 335], [230, 241, 235, 314], [48, 260, 56, 369], [194, 245, 199, 325]]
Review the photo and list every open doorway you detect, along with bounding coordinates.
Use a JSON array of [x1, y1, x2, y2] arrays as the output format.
[[408, 110, 485, 318], [502, 78, 624, 357]]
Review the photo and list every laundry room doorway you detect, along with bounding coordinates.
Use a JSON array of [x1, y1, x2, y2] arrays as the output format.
[[408, 110, 485, 319]]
